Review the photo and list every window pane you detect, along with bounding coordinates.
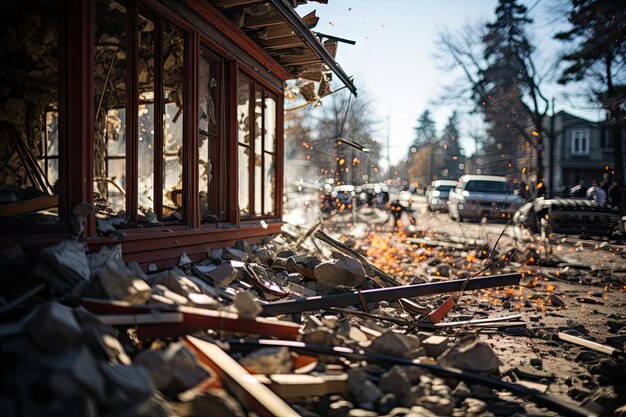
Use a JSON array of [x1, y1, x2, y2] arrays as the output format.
[[199, 52, 218, 221], [94, 0, 127, 218], [237, 76, 250, 215], [106, 158, 126, 214], [47, 159, 59, 191], [238, 145, 249, 215], [162, 23, 184, 220], [264, 96, 276, 152], [254, 90, 262, 215], [264, 153, 275, 215], [46, 111, 59, 156], [0, 1, 61, 227], [138, 14, 155, 216]]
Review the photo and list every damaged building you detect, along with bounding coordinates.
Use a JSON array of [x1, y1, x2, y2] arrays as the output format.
[[0, 0, 356, 269]]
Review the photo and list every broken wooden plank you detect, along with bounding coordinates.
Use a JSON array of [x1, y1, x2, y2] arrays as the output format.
[[558, 332, 626, 358], [81, 298, 300, 340], [260, 274, 521, 316], [225, 338, 597, 417], [95, 312, 183, 326], [254, 373, 350, 398], [0, 195, 58, 217], [184, 336, 300, 417]]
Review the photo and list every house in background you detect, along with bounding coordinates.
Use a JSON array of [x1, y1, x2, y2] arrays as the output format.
[[0, 0, 355, 269], [545, 111, 626, 196]]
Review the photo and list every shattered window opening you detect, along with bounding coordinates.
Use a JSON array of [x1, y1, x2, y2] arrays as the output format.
[[0, 0, 63, 230]]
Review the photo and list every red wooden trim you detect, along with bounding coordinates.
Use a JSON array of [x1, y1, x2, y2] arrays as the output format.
[[229, 61, 241, 225], [66, 0, 95, 236], [151, 15, 164, 219], [183, 0, 290, 81], [188, 31, 201, 228], [127, 1, 139, 223], [276, 89, 284, 218]]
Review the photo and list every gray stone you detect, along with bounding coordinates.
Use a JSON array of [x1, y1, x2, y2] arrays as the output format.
[[368, 330, 422, 358], [151, 269, 201, 297], [378, 393, 398, 415], [223, 248, 248, 262], [314, 256, 366, 289], [302, 328, 339, 346], [135, 343, 209, 395], [201, 263, 237, 287], [26, 302, 82, 352], [254, 247, 274, 264], [435, 263, 452, 277], [175, 388, 245, 417], [179, 251, 193, 266], [233, 291, 262, 318], [82, 258, 151, 304], [239, 347, 292, 374], [379, 367, 412, 397], [328, 400, 354, 417], [400, 385, 427, 407], [40, 240, 90, 284], [438, 335, 502, 374], [417, 395, 454, 416], [348, 368, 383, 405], [87, 244, 122, 274], [100, 363, 155, 409]]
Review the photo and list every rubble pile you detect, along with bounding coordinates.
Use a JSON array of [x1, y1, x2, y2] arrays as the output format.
[[1, 224, 625, 416]]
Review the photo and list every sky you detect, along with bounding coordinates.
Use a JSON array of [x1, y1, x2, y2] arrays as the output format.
[[296, 0, 605, 168]]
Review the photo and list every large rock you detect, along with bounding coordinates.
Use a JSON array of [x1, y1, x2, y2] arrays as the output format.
[[197, 263, 237, 287], [81, 258, 151, 304], [134, 343, 209, 396], [438, 335, 502, 374], [25, 302, 83, 352], [151, 269, 201, 297], [239, 347, 292, 374], [40, 240, 90, 285], [368, 330, 423, 358], [233, 291, 262, 318], [314, 256, 366, 289]]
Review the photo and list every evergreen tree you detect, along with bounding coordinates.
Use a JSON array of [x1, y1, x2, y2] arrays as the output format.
[[479, 0, 548, 185], [412, 110, 437, 149], [555, 0, 626, 181]]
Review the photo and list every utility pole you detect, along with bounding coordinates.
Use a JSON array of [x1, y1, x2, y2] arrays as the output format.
[[548, 98, 556, 198], [386, 115, 391, 182]]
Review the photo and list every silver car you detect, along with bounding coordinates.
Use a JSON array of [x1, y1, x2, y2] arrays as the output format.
[[426, 180, 457, 211], [448, 175, 524, 221]]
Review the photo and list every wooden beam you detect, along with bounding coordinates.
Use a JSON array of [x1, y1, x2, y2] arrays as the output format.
[[254, 373, 350, 398], [258, 35, 305, 50], [0, 196, 58, 217], [184, 336, 300, 417], [81, 298, 301, 340], [212, 0, 266, 9], [244, 12, 285, 29], [256, 25, 296, 40], [277, 43, 335, 66]]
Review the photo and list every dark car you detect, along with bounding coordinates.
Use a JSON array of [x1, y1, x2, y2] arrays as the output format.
[[513, 197, 623, 236]]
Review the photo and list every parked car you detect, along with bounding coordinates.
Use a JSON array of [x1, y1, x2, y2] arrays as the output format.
[[426, 179, 457, 211], [448, 175, 524, 221], [320, 184, 355, 214], [513, 197, 623, 237]]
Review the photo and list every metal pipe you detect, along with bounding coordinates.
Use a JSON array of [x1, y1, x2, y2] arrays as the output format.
[[260, 273, 521, 316]]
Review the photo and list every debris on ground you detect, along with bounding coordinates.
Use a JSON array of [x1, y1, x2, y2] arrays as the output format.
[[1, 217, 625, 417]]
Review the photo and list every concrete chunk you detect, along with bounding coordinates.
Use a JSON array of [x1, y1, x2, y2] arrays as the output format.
[[438, 335, 502, 374], [314, 256, 366, 289]]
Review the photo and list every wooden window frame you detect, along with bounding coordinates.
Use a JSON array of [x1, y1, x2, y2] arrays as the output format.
[[237, 70, 281, 221], [571, 128, 590, 156]]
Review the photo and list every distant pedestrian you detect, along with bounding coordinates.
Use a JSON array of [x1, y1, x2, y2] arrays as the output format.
[[608, 178, 623, 213], [570, 180, 586, 198], [587, 180, 607, 206]]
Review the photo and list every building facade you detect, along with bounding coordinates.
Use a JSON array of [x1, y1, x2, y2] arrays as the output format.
[[0, 0, 355, 269]]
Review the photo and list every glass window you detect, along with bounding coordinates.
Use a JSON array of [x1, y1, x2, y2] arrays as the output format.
[[571, 128, 590, 156], [237, 74, 278, 218], [162, 23, 184, 222], [0, 1, 63, 229], [198, 50, 222, 222], [237, 77, 251, 215], [94, 0, 127, 219], [137, 13, 156, 219]]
